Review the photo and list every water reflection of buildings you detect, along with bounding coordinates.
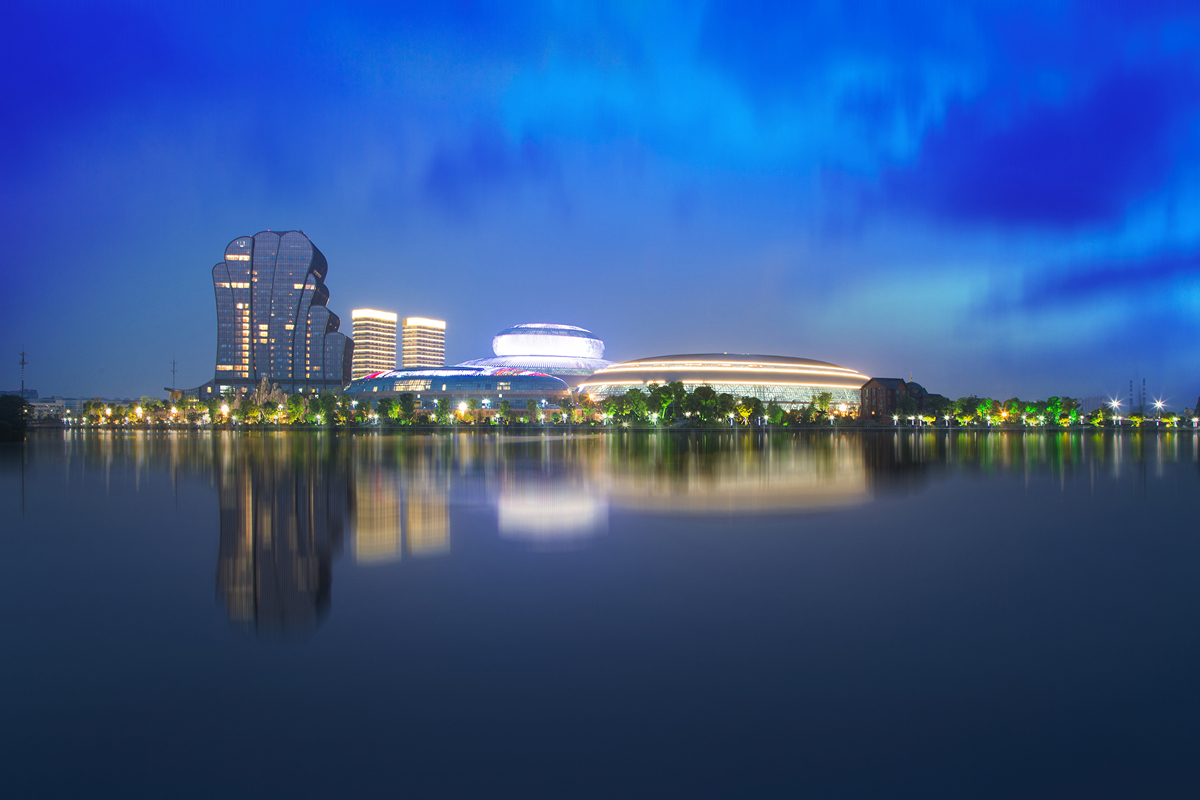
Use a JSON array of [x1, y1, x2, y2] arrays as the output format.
[[350, 478, 451, 562], [215, 436, 349, 637], [350, 437, 451, 563]]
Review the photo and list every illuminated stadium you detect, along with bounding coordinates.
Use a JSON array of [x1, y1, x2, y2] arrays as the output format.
[[344, 366, 569, 408], [457, 323, 611, 380], [577, 354, 869, 410]]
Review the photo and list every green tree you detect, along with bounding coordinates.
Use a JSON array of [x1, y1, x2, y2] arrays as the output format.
[[559, 397, 575, 424], [623, 389, 648, 421], [237, 397, 259, 423], [286, 394, 307, 423], [398, 393, 415, 422], [318, 393, 338, 424], [498, 400, 511, 423], [766, 401, 784, 425], [646, 383, 675, 420], [897, 395, 918, 416], [527, 398, 540, 423], [435, 397, 452, 424]]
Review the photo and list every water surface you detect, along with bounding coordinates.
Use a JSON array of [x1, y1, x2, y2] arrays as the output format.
[[2, 431, 1198, 797]]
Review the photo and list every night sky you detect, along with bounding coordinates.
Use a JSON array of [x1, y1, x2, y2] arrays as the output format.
[[3, 2, 1198, 405]]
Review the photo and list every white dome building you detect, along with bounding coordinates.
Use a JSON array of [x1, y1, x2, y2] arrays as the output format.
[[457, 323, 611, 381]]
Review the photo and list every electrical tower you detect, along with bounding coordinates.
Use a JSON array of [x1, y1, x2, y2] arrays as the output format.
[[19, 351, 28, 397], [171, 359, 178, 391]]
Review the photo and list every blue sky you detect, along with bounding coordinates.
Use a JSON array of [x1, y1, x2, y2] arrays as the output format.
[[2, 1, 1198, 406]]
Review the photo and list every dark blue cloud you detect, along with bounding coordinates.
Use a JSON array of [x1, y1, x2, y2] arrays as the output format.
[[423, 129, 563, 220], [885, 69, 1196, 227], [1009, 252, 1200, 312]]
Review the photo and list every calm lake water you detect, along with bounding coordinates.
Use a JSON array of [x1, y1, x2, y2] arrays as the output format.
[[2, 430, 1198, 798]]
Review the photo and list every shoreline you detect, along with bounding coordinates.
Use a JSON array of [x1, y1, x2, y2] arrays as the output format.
[[28, 423, 1200, 435]]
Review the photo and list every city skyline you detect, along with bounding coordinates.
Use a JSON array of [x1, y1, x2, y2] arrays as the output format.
[[2, 3, 1198, 406]]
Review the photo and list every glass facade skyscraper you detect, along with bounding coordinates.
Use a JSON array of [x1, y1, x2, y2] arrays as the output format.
[[210, 231, 354, 393]]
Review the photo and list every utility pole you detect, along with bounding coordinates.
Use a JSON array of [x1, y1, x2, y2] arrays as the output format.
[[170, 359, 178, 391], [19, 351, 28, 397]]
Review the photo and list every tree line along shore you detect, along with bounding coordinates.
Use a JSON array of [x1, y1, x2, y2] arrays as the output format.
[[7, 379, 1197, 434]]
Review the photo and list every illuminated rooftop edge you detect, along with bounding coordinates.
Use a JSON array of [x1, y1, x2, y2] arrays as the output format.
[[352, 308, 398, 321], [404, 317, 446, 329]]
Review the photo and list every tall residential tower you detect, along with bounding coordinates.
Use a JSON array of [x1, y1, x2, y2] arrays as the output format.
[[402, 317, 446, 368], [351, 309, 397, 379], [205, 230, 353, 396]]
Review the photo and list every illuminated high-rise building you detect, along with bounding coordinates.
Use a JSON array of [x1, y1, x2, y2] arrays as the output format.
[[402, 317, 446, 368], [204, 230, 354, 396], [351, 309, 397, 379]]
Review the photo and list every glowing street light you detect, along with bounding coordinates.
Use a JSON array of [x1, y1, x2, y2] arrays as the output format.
[[458, 402, 468, 412]]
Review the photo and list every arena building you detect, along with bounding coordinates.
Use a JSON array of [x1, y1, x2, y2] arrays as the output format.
[[457, 323, 611, 382], [577, 354, 869, 411], [343, 366, 569, 410]]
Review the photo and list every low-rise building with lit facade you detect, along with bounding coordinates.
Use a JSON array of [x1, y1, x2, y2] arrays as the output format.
[[859, 378, 947, 420], [344, 366, 568, 410], [578, 354, 868, 412]]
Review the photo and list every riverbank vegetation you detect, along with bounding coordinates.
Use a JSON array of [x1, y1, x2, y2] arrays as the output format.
[[59, 378, 1197, 431]]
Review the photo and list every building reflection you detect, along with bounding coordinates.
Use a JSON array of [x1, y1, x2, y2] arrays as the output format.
[[497, 482, 608, 545], [352, 471, 402, 564], [215, 435, 349, 638], [407, 490, 450, 555], [138, 427, 1186, 639]]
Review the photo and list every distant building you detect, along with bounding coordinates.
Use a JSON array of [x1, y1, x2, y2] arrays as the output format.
[[402, 317, 446, 368], [194, 230, 354, 398], [1079, 396, 1108, 414], [860, 378, 939, 419], [0, 389, 38, 399], [351, 309, 398, 380], [28, 397, 65, 417]]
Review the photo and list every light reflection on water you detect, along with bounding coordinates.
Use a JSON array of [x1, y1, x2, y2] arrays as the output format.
[[11, 429, 1198, 639], [2, 429, 1199, 796]]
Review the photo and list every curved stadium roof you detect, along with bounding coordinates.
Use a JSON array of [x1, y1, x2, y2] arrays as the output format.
[[577, 354, 869, 404]]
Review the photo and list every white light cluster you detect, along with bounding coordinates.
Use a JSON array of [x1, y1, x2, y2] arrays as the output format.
[[493, 324, 605, 359]]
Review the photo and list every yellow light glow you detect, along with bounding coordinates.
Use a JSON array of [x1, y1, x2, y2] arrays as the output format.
[[590, 363, 866, 379], [226, 254, 250, 261], [353, 309, 399, 321], [404, 317, 446, 329]]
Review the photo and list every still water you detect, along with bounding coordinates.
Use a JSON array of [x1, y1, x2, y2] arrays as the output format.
[[2, 430, 1198, 798]]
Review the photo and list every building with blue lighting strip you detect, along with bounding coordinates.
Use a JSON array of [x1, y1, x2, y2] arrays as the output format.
[[343, 367, 569, 409]]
